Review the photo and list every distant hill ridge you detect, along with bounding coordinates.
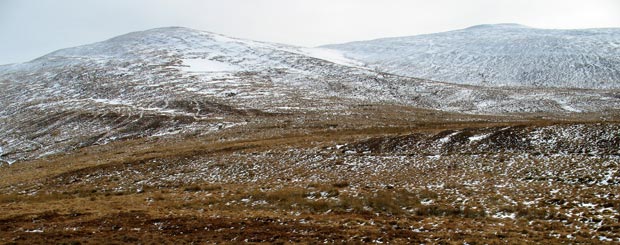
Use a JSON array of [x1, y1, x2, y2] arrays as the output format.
[[2, 26, 620, 164], [323, 24, 620, 89]]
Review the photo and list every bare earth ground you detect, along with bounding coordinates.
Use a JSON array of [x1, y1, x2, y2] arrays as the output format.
[[1, 105, 619, 244]]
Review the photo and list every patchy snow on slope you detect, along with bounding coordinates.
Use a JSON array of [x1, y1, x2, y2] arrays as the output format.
[[469, 133, 491, 142], [439, 131, 459, 144], [1, 26, 620, 163], [324, 24, 620, 89], [493, 212, 516, 219], [299, 48, 364, 67], [555, 99, 583, 113], [181, 58, 240, 72], [91, 98, 131, 106], [24, 229, 44, 233]]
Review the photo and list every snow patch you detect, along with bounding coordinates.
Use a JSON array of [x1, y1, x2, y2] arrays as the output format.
[[420, 199, 434, 205], [427, 155, 441, 160], [493, 212, 516, 219], [300, 48, 364, 67], [25, 229, 44, 233], [439, 131, 460, 144], [275, 106, 301, 110], [468, 133, 491, 142], [579, 203, 597, 209], [555, 99, 582, 113], [181, 58, 240, 72], [91, 98, 130, 106]]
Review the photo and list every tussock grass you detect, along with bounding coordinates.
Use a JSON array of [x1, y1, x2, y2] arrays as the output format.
[[1, 116, 618, 243]]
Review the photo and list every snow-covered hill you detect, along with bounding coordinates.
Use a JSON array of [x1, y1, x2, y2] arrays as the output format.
[[323, 23, 620, 89], [1, 27, 620, 164], [0, 27, 371, 163]]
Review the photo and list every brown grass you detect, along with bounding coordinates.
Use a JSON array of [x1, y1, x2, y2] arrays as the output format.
[[1, 107, 618, 244]]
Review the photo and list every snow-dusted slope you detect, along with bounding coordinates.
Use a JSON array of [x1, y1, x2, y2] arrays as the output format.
[[1, 27, 620, 164], [323, 23, 620, 89], [0, 27, 373, 163]]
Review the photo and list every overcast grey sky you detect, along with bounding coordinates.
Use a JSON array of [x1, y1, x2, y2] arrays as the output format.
[[1, 0, 619, 65]]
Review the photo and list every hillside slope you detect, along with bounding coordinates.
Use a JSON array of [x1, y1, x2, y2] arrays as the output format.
[[1, 27, 620, 164], [1, 27, 619, 244], [323, 24, 620, 89]]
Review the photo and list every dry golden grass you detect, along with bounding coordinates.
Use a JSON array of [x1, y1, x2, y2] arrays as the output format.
[[1, 105, 619, 244]]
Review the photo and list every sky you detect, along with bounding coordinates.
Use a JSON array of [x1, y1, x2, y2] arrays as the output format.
[[1, 0, 619, 65]]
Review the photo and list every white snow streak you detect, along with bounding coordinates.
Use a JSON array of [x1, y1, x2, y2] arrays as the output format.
[[181, 58, 240, 72]]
